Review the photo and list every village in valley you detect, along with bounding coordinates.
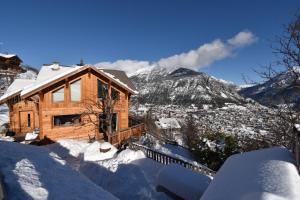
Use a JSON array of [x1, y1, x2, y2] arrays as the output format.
[[1, 1, 300, 200]]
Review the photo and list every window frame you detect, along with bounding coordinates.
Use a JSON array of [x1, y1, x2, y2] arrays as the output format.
[[99, 112, 118, 133], [111, 87, 120, 101], [52, 114, 81, 128], [97, 79, 108, 99], [52, 86, 65, 103], [70, 78, 82, 102]]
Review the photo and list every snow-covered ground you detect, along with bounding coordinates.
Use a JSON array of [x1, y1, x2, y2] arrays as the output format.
[[157, 164, 212, 200], [0, 105, 9, 127], [46, 139, 172, 200], [0, 141, 117, 200], [201, 147, 300, 200]]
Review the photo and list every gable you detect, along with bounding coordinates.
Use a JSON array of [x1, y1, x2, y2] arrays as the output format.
[[21, 65, 137, 99]]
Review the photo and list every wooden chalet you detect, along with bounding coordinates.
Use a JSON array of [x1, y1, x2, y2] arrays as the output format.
[[0, 64, 145, 145], [0, 53, 24, 73]]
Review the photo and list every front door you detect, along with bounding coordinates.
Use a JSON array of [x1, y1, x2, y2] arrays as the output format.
[[19, 111, 34, 133]]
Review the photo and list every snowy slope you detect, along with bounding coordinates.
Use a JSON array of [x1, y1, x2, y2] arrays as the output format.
[[201, 147, 300, 200], [239, 68, 300, 106], [0, 141, 117, 200]]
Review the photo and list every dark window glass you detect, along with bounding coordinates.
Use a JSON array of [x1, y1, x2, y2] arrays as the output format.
[[111, 88, 120, 100], [99, 113, 118, 133], [53, 115, 81, 127], [27, 113, 31, 127], [97, 80, 108, 99]]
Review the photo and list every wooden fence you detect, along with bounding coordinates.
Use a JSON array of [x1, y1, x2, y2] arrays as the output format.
[[128, 142, 216, 177], [108, 123, 146, 146]]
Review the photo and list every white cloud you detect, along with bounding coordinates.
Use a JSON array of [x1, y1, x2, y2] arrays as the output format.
[[95, 31, 257, 76], [227, 31, 257, 48], [95, 60, 154, 76]]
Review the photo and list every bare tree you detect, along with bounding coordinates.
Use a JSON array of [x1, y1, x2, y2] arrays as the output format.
[[254, 14, 300, 168], [80, 85, 119, 142]]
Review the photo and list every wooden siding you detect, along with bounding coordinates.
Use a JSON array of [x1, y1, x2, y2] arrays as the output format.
[[9, 100, 38, 134], [38, 70, 129, 141]]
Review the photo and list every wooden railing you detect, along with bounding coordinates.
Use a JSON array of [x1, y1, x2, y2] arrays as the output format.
[[108, 123, 146, 146], [128, 142, 216, 177]]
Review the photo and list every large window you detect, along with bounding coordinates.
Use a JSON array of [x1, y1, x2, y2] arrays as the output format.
[[53, 114, 81, 127], [98, 80, 108, 99], [70, 79, 81, 101], [53, 87, 64, 102], [99, 113, 118, 133], [111, 88, 120, 100]]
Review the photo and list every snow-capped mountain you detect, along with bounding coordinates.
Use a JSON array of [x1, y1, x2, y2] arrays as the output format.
[[239, 68, 300, 106], [130, 67, 245, 107]]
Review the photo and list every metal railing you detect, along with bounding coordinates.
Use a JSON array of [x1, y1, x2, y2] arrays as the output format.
[[128, 142, 216, 177]]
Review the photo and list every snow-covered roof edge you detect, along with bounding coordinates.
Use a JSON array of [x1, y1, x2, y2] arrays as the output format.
[[0, 79, 36, 104], [21, 65, 137, 99]]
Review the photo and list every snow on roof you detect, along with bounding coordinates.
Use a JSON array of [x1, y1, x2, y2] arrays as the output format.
[[98, 69, 138, 94], [1, 63, 137, 102], [0, 53, 17, 59], [0, 141, 118, 199], [20, 64, 137, 98], [157, 163, 212, 200], [155, 118, 181, 129], [36, 64, 72, 82], [21, 65, 83, 97], [201, 147, 300, 200], [0, 79, 36, 102]]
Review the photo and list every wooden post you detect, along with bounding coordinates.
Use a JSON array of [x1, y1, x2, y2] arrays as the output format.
[[38, 92, 44, 140]]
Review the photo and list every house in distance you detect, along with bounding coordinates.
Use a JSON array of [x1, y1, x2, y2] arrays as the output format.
[[0, 63, 145, 145]]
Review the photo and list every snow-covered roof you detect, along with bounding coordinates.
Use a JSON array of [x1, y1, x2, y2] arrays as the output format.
[[0, 53, 17, 59], [21, 65, 84, 98], [155, 118, 181, 129], [0, 64, 137, 103], [201, 147, 300, 200], [0, 79, 36, 102], [21, 64, 137, 98]]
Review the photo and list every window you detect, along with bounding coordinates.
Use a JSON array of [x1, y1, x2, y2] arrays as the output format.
[[53, 87, 64, 102], [98, 80, 108, 99], [99, 113, 118, 133], [53, 114, 81, 127], [70, 79, 81, 101], [111, 88, 120, 100], [27, 113, 31, 127]]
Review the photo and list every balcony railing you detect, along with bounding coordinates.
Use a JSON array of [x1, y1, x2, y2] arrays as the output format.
[[108, 123, 146, 146]]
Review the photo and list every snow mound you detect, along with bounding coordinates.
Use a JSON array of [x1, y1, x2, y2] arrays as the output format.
[[0, 136, 14, 142], [84, 141, 117, 161], [157, 164, 212, 200], [52, 139, 90, 158], [25, 132, 39, 141], [0, 141, 117, 200], [201, 147, 300, 200]]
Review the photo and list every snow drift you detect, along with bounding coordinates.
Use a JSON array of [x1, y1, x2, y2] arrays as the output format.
[[201, 147, 300, 200], [0, 141, 117, 200], [157, 164, 212, 200]]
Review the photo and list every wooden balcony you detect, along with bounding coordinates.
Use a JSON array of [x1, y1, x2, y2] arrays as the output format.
[[108, 123, 146, 146]]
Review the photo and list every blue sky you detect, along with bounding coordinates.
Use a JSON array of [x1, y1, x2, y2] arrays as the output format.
[[0, 0, 299, 84]]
